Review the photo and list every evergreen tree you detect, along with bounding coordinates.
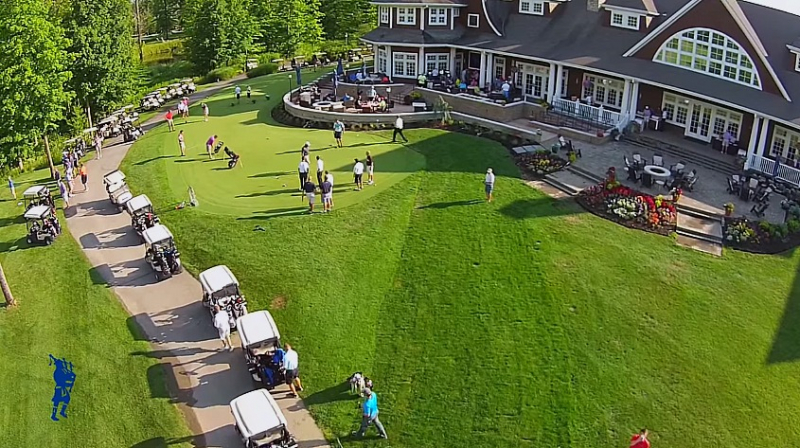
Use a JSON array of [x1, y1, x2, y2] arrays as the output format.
[[65, 0, 137, 118]]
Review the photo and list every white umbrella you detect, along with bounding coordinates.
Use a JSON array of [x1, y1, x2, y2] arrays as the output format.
[[83, 127, 98, 134]]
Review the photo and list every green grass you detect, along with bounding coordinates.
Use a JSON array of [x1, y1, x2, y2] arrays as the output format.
[[0, 172, 192, 448], [122, 72, 800, 447]]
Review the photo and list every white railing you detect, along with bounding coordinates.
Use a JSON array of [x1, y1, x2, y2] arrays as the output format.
[[551, 98, 622, 127], [748, 155, 800, 186]]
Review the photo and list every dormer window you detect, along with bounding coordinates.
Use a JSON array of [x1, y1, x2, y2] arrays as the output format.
[[429, 7, 447, 25], [611, 11, 640, 30], [397, 7, 416, 25], [379, 6, 389, 24], [520, 0, 544, 15]]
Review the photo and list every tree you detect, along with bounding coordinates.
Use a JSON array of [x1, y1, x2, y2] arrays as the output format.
[[145, 0, 183, 39], [0, 261, 15, 306], [184, 0, 256, 73], [0, 0, 73, 175], [319, 0, 373, 41], [253, 0, 323, 57], [65, 0, 137, 118]]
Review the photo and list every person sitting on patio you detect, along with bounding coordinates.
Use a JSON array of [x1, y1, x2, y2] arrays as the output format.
[[378, 97, 387, 112], [356, 72, 364, 81], [342, 93, 353, 102], [721, 130, 734, 154], [354, 96, 361, 109], [417, 73, 427, 87]]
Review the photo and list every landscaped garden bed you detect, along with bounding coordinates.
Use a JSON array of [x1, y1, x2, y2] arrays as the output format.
[[723, 217, 800, 254], [515, 150, 569, 177], [576, 170, 677, 236]]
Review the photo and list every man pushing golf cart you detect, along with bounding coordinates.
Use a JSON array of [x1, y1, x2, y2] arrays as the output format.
[[237, 310, 285, 390]]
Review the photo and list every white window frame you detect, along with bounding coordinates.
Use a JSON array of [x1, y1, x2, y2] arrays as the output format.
[[377, 48, 389, 74], [379, 6, 389, 24], [560, 69, 569, 98], [581, 74, 624, 109], [397, 7, 416, 25], [467, 13, 479, 28], [393, 52, 418, 78], [425, 53, 449, 73], [653, 28, 762, 89], [453, 7, 460, 17], [519, 0, 544, 15], [771, 126, 800, 162], [795, 54, 800, 73], [610, 10, 640, 30], [429, 7, 447, 25]]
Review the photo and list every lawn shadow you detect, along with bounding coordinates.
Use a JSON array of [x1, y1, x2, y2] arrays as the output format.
[[249, 171, 292, 178], [0, 236, 32, 253], [237, 207, 308, 221], [498, 196, 584, 220], [236, 188, 300, 198], [135, 155, 176, 166], [417, 199, 483, 210], [130, 426, 242, 448], [173, 159, 200, 164], [767, 248, 800, 364], [301, 381, 356, 407]]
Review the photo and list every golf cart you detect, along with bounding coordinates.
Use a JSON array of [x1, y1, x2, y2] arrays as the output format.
[[200, 265, 248, 329], [140, 94, 161, 111], [103, 170, 133, 211], [23, 185, 54, 211], [122, 116, 144, 143], [158, 87, 170, 100], [25, 205, 60, 246], [127, 194, 159, 238], [168, 83, 183, 98], [143, 224, 182, 281], [230, 390, 298, 448], [181, 78, 196, 94], [237, 311, 283, 390]]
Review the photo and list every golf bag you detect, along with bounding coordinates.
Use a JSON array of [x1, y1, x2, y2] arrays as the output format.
[[224, 147, 240, 168], [213, 141, 225, 154]]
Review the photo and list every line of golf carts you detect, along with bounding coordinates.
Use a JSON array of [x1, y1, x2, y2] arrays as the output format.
[[103, 170, 183, 282], [140, 79, 197, 111], [198, 263, 301, 448], [21, 185, 61, 246]]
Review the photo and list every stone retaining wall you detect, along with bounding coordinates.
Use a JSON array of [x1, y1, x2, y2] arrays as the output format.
[[283, 91, 437, 125], [413, 88, 528, 124]]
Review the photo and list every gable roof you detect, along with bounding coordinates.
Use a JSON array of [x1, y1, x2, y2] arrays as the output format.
[[604, 0, 660, 14]]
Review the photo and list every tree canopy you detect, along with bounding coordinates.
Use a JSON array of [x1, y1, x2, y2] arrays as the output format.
[[184, 0, 256, 72]]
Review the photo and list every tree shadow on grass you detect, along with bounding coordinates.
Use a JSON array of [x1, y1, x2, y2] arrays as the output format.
[[417, 199, 483, 210], [767, 247, 800, 364], [236, 188, 300, 198], [302, 381, 357, 407], [237, 207, 309, 221], [498, 196, 585, 220], [135, 155, 176, 166], [249, 171, 292, 178]]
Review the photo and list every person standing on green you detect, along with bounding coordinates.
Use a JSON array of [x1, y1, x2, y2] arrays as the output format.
[[333, 120, 345, 148], [7, 176, 15, 200]]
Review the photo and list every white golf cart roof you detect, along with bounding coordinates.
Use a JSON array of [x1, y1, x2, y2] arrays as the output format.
[[98, 116, 117, 125], [103, 170, 126, 185], [142, 224, 173, 245], [108, 181, 127, 194], [230, 389, 288, 440], [117, 191, 134, 204], [181, 78, 194, 83], [199, 265, 239, 294], [126, 194, 152, 214], [23, 185, 48, 198], [24, 205, 52, 220], [237, 311, 280, 348]]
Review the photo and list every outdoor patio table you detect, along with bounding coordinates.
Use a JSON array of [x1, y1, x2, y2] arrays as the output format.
[[643, 165, 670, 179], [312, 101, 332, 110]]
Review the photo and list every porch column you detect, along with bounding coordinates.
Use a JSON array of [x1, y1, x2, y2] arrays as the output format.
[[629, 81, 640, 116], [386, 45, 392, 81], [479, 51, 487, 88], [547, 63, 557, 101], [620, 79, 631, 117], [449, 47, 456, 74], [389, 7, 393, 29], [486, 54, 494, 86], [419, 47, 425, 77], [756, 116, 770, 158], [554, 64, 563, 101], [744, 115, 762, 170]]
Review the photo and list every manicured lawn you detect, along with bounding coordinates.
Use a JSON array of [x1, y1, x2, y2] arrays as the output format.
[[123, 72, 800, 447], [0, 171, 192, 448]]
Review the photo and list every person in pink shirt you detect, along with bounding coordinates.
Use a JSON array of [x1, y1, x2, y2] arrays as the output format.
[[182, 97, 190, 119], [206, 135, 218, 160]]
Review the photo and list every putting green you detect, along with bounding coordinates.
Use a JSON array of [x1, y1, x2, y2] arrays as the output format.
[[131, 75, 425, 217]]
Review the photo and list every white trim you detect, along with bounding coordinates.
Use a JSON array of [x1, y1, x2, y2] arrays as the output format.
[[389, 7, 393, 28], [745, 115, 761, 169], [611, 11, 640, 30], [467, 13, 480, 28], [603, 4, 656, 16], [520, 0, 544, 16], [788, 45, 800, 54], [481, 0, 502, 36], [450, 7, 454, 30], [623, 0, 701, 57], [396, 7, 416, 25], [392, 51, 418, 78], [757, 116, 770, 158], [795, 54, 800, 73], [428, 7, 448, 26], [379, 6, 389, 24]]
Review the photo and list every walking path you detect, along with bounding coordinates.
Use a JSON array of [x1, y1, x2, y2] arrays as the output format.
[[64, 80, 329, 448]]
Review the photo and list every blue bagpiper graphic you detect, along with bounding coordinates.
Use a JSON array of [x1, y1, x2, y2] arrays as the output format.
[[49, 354, 76, 422]]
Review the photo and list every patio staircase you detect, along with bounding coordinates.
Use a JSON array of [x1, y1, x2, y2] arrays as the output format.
[[624, 134, 740, 177]]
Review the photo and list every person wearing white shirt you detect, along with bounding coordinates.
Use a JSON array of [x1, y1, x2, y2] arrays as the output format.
[[298, 159, 310, 191], [501, 81, 511, 101], [235, 85, 242, 102], [325, 171, 335, 208], [368, 86, 377, 100], [213, 305, 233, 351], [392, 117, 408, 143], [485, 168, 496, 202], [353, 158, 365, 190], [282, 343, 304, 397], [316, 156, 325, 186]]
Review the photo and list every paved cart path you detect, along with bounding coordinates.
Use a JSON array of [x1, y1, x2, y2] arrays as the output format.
[[65, 81, 330, 448]]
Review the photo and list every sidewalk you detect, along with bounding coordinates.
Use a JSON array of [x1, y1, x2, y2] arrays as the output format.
[[65, 79, 330, 448]]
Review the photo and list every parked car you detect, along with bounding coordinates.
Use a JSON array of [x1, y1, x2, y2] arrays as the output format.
[[200, 265, 248, 329], [230, 389, 298, 448], [237, 311, 282, 389], [143, 224, 182, 281]]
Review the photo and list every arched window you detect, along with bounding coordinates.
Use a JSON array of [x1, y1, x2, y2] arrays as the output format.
[[653, 28, 761, 89]]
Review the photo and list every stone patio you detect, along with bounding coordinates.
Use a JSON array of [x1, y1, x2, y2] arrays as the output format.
[[566, 139, 787, 224]]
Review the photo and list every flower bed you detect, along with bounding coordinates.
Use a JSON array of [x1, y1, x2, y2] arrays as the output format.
[[576, 182, 677, 236], [723, 217, 800, 254], [516, 151, 568, 176]]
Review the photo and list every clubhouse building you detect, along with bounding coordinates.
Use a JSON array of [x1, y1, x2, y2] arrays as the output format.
[[361, 0, 800, 182]]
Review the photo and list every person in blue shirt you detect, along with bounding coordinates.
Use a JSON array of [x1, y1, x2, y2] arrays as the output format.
[[7, 176, 15, 200], [354, 387, 387, 439]]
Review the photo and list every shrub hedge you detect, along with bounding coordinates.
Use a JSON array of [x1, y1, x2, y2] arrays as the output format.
[[246, 63, 278, 78]]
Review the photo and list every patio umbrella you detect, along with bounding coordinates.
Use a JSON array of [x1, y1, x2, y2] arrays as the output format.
[[295, 64, 302, 86], [332, 70, 338, 97]]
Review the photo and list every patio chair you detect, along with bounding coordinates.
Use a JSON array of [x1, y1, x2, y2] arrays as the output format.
[[652, 154, 664, 167], [624, 155, 633, 169], [625, 166, 639, 183], [684, 173, 698, 192], [727, 178, 738, 194], [654, 178, 667, 189]]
